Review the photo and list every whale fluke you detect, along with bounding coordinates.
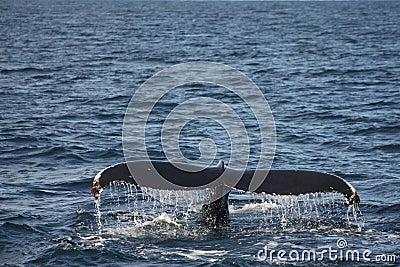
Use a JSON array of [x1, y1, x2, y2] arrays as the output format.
[[91, 160, 360, 225]]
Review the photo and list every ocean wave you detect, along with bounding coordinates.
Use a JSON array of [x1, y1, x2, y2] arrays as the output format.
[[374, 144, 400, 153], [376, 203, 400, 214], [0, 221, 40, 234], [0, 66, 60, 75], [1, 67, 45, 74], [352, 125, 400, 135]]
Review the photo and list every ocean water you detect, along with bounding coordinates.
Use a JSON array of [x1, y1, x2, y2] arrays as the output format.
[[1, 0, 399, 266]]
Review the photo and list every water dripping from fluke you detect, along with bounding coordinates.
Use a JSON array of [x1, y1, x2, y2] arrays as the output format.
[[90, 160, 362, 233]]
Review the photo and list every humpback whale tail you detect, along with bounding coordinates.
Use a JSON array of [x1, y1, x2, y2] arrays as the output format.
[[91, 160, 360, 225]]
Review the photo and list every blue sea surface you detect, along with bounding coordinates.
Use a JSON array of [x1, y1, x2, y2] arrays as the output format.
[[1, 1, 399, 266]]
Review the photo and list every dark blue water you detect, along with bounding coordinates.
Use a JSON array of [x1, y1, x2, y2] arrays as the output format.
[[1, 1, 399, 266]]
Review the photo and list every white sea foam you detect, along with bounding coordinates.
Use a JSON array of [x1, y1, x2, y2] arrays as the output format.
[[172, 249, 227, 263], [142, 213, 180, 227], [229, 201, 279, 213]]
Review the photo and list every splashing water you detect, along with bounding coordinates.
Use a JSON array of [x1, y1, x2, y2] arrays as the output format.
[[347, 203, 365, 231], [229, 191, 364, 231], [89, 182, 364, 243], [93, 183, 205, 233]]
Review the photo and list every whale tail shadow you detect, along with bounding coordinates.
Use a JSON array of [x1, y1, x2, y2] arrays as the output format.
[[91, 160, 360, 226]]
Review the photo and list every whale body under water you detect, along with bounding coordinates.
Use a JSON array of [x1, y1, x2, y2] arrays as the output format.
[[91, 160, 360, 226]]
